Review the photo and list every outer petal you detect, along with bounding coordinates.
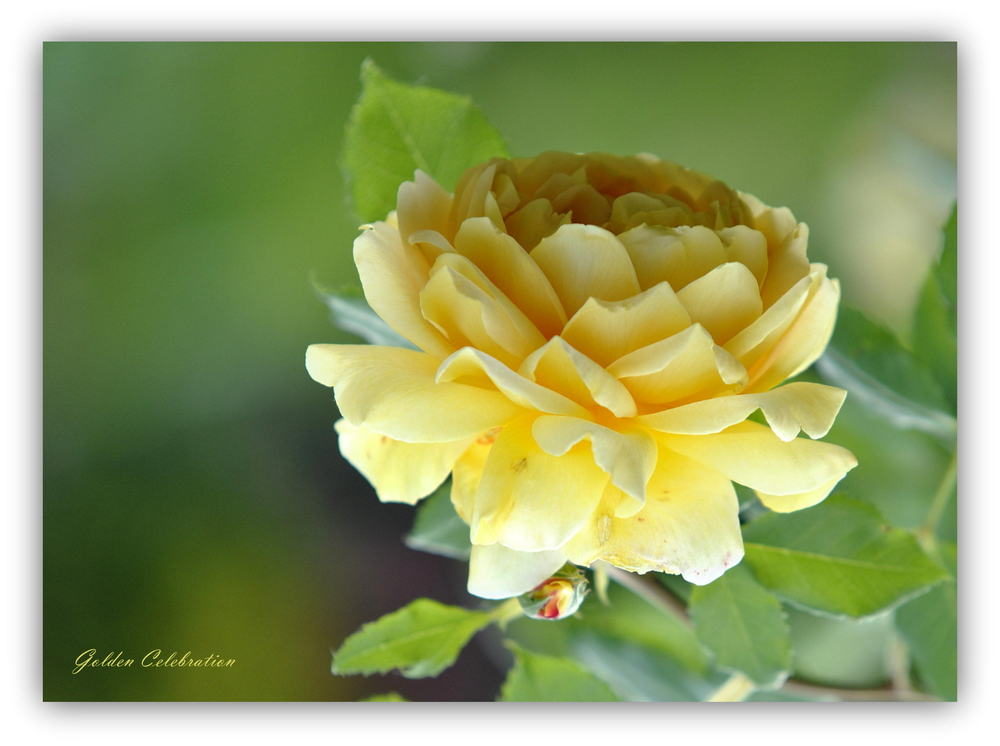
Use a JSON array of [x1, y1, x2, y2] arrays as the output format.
[[607, 325, 747, 406], [745, 272, 841, 393], [756, 475, 845, 514], [520, 337, 638, 418], [334, 419, 472, 505], [676, 262, 763, 344], [560, 444, 743, 585], [636, 382, 848, 442], [396, 171, 454, 259], [471, 414, 609, 551], [453, 217, 567, 337], [436, 347, 590, 418], [353, 221, 455, 359], [306, 344, 524, 442], [531, 415, 658, 503], [530, 224, 641, 317], [467, 543, 567, 600], [656, 421, 858, 497], [451, 432, 497, 523], [560, 281, 691, 367], [723, 269, 818, 370]]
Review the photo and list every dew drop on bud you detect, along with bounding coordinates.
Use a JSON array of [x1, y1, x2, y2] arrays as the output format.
[[517, 563, 589, 621]]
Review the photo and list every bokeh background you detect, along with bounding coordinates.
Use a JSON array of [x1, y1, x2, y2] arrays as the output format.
[[43, 42, 957, 701]]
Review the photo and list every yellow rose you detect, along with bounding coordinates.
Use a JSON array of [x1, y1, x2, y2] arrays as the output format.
[[307, 152, 857, 600]]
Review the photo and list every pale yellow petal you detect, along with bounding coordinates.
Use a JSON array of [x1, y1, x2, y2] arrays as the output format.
[[353, 222, 455, 359], [306, 344, 524, 442], [756, 475, 845, 514], [472, 414, 609, 551], [657, 421, 858, 496], [467, 542, 567, 600], [419, 254, 545, 368], [607, 325, 747, 406], [451, 432, 498, 524], [520, 337, 638, 418], [453, 217, 567, 337], [637, 382, 847, 442], [745, 273, 841, 393], [561, 444, 743, 585], [718, 225, 768, 287], [396, 170, 454, 259], [531, 415, 658, 502], [723, 269, 817, 370], [759, 221, 811, 309], [618, 224, 728, 292], [530, 224, 641, 317], [676, 262, 763, 344], [436, 347, 590, 418], [560, 282, 691, 367], [334, 419, 471, 505], [453, 161, 498, 227]]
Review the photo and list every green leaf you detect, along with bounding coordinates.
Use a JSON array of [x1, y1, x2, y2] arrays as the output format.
[[498, 642, 620, 702], [361, 691, 409, 702], [311, 278, 417, 349], [815, 305, 955, 440], [404, 481, 472, 560], [569, 632, 726, 702], [343, 59, 509, 224], [689, 564, 792, 689], [741, 495, 949, 618], [785, 606, 894, 688], [911, 203, 957, 413], [896, 542, 957, 700], [332, 598, 493, 679]]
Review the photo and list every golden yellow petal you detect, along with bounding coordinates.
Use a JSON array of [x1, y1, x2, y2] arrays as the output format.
[[637, 382, 848, 442], [718, 225, 768, 287], [560, 281, 691, 367], [607, 325, 747, 407], [334, 419, 471, 505], [745, 272, 841, 393], [353, 222, 455, 359], [676, 262, 763, 344], [520, 337, 638, 418], [617, 224, 728, 292], [453, 217, 567, 337], [531, 415, 658, 501], [436, 347, 591, 418], [657, 421, 858, 497], [467, 543, 567, 600], [472, 414, 609, 551], [306, 344, 524, 442], [561, 444, 742, 585], [756, 475, 845, 514], [396, 170, 454, 260], [530, 224, 641, 317]]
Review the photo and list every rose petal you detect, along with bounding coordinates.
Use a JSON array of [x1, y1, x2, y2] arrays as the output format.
[[453, 217, 567, 337], [520, 337, 638, 418], [756, 475, 846, 514], [607, 325, 747, 406], [560, 281, 691, 367], [471, 414, 609, 551], [531, 415, 658, 502], [617, 224, 728, 291], [656, 421, 858, 497], [560, 444, 743, 585], [334, 419, 472, 504], [637, 382, 847, 442], [677, 262, 763, 344], [530, 224, 641, 317], [306, 344, 524, 442], [436, 347, 590, 418], [745, 271, 841, 393], [718, 225, 769, 287], [353, 222, 455, 359], [467, 542, 567, 600]]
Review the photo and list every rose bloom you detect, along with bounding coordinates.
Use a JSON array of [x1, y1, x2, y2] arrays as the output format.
[[307, 152, 857, 599]]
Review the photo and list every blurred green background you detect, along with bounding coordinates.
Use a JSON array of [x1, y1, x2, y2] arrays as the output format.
[[43, 42, 956, 701]]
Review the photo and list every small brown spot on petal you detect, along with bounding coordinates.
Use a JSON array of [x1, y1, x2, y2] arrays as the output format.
[[512, 458, 528, 473]]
